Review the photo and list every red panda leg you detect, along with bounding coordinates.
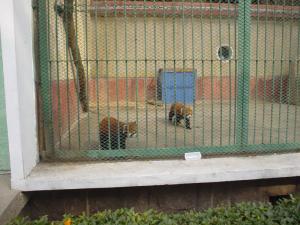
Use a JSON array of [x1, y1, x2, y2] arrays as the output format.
[[168, 111, 174, 121]]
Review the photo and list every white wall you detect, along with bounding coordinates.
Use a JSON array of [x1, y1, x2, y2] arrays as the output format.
[[0, 0, 38, 184]]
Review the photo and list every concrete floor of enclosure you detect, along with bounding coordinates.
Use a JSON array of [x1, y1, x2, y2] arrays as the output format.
[[58, 100, 300, 151]]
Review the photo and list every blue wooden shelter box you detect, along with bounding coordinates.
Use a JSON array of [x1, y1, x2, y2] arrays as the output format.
[[158, 69, 196, 104]]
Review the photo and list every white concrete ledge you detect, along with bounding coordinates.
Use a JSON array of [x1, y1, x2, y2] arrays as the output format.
[[12, 153, 300, 191]]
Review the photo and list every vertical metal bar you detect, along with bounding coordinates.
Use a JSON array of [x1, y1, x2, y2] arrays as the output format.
[[113, 0, 121, 149], [209, 0, 213, 146], [269, 3, 276, 144], [285, 0, 294, 143], [163, 0, 168, 147], [253, 0, 259, 144], [172, 0, 177, 147], [49, 57, 54, 137], [65, 0, 71, 149], [48, 0, 56, 152], [293, 12, 300, 142], [104, 0, 111, 149], [200, 0, 205, 146], [124, 0, 129, 129], [74, 0, 81, 150], [55, 0, 62, 149], [236, 0, 251, 147], [39, 0, 54, 156], [134, 0, 139, 146], [181, 0, 186, 147], [85, 0, 91, 147], [191, 0, 196, 147], [278, 2, 286, 143], [261, 2, 268, 144], [233, 0, 237, 145], [153, 0, 158, 148], [143, 0, 149, 148], [227, 0, 232, 145], [94, 1, 101, 149], [218, 0, 223, 146]]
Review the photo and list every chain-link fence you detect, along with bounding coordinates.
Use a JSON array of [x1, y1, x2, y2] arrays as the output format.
[[37, 0, 300, 161]]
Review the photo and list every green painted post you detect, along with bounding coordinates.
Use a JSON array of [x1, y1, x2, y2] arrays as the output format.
[[38, 0, 54, 157], [0, 36, 10, 171], [236, 0, 251, 147]]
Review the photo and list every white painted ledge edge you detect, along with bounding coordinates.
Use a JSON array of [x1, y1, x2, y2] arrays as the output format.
[[12, 153, 300, 191]]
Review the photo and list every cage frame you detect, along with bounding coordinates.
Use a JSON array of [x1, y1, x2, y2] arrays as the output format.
[[37, 0, 300, 161], [2, 0, 300, 191]]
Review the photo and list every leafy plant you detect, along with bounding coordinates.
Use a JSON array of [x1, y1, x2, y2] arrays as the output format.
[[8, 196, 300, 225]]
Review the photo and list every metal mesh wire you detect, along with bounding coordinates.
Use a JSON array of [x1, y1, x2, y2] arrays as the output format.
[[248, 0, 300, 148], [37, 0, 300, 161]]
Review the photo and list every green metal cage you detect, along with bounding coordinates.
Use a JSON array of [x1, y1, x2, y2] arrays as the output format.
[[37, 0, 300, 161]]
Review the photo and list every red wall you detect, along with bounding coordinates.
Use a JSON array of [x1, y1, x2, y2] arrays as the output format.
[[51, 76, 288, 141], [52, 80, 79, 142]]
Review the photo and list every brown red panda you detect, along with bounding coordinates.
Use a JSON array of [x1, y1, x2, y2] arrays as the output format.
[[99, 117, 137, 150], [169, 102, 192, 129]]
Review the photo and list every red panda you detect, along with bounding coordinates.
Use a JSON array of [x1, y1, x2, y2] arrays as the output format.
[[168, 102, 192, 129], [99, 117, 137, 150]]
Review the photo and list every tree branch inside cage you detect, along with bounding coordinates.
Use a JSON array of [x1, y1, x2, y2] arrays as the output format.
[[56, 0, 88, 112]]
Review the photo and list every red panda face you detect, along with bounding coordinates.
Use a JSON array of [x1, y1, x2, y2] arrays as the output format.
[[183, 107, 192, 118], [125, 121, 137, 138]]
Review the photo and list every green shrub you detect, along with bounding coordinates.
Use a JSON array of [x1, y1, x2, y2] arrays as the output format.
[[8, 196, 300, 225]]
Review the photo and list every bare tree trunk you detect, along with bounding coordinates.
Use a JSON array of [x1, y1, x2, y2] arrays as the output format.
[[62, 0, 88, 112]]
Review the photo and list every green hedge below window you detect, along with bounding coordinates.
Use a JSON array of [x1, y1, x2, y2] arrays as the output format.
[[9, 196, 300, 225]]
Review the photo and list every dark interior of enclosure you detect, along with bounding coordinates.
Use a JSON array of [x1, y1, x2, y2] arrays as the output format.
[[269, 194, 291, 205]]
